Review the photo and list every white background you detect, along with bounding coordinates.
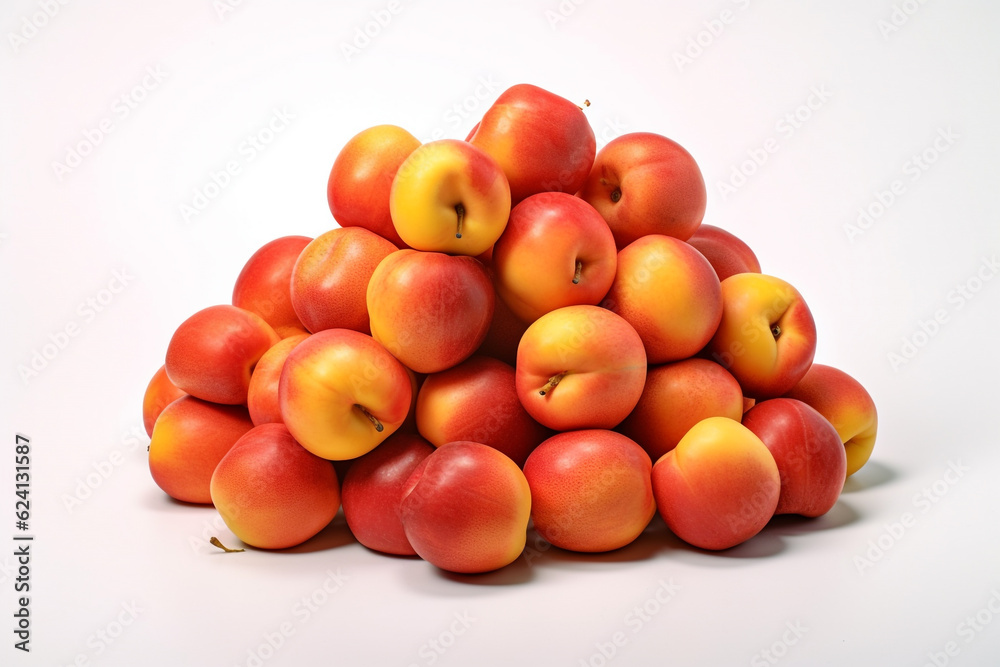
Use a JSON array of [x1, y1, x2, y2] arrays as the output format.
[[3, 1, 1000, 665]]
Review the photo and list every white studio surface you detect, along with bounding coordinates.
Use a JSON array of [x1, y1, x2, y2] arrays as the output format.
[[2, 1, 1000, 666]]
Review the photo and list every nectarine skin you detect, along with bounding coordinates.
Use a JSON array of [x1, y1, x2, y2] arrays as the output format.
[[602, 234, 723, 364], [142, 365, 186, 437], [165, 304, 280, 405], [579, 132, 706, 248], [516, 305, 647, 431], [783, 364, 878, 477], [247, 333, 310, 426], [617, 358, 744, 461], [389, 139, 511, 256], [210, 423, 340, 550], [686, 224, 761, 282], [279, 329, 412, 461], [523, 430, 655, 553], [492, 192, 617, 323], [708, 273, 817, 399], [399, 441, 531, 574], [475, 280, 529, 367], [148, 396, 255, 505], [416, 356, 551, 467], [367, 250, 495, 374], [652, 417, 780, 551], [290, 227, 398, 335], [468, 83, 596, 204], [742, 398, 847, 517], [328, 124, 420, 248], [396, 367, 423, 435], [232, 235, 312, 338], [341, 432, 434, 556]]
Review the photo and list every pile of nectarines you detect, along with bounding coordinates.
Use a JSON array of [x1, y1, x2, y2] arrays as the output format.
[[144, 83, 878, 573]]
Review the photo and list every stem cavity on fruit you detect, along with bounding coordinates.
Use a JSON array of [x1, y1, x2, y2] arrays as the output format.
[[771, 323, 782, 340], [209, 537, 244, 553], [573, 260, 583, 285], [454, 203, 465, 239], [539, 372, 567, 396], [356, 404, 384, 432], [610, 188, 622, 203]]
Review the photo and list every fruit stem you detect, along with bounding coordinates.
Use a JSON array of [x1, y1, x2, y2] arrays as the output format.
[[455, 203, 465, 239], [539, 372, 567, 396], [770, 323, 782, 340], [577, 99, 591, 111], [572, 260, 582, 285], [209, 537, 244, 553], [357, 405, 384, 432]]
